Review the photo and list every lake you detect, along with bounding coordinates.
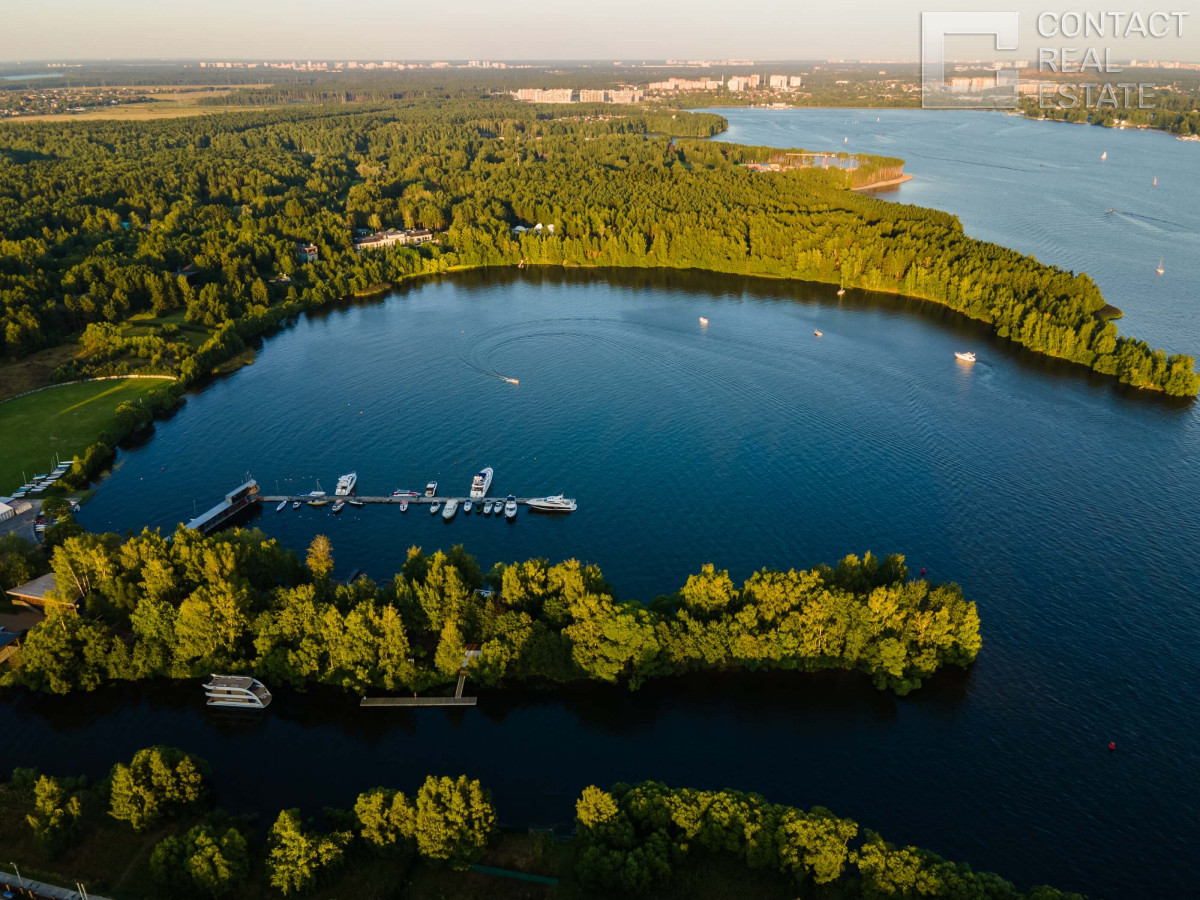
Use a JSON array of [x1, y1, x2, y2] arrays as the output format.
[[5, 111, 1200, 899]]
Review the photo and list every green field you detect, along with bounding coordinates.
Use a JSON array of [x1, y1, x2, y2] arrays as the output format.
[[0, 379, 168, 494]]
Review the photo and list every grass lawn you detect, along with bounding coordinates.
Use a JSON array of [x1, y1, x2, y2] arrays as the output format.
[[0, 378, 169, 494], [11, 89, 273, 122], [122, 309, 213, 350]]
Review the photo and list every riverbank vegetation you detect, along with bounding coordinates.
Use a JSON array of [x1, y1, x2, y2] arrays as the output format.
[[4, 530, 980, 696], [0, 99, 1191, 425], [2, 750, 1083, 899]]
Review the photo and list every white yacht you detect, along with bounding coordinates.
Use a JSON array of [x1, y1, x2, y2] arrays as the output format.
[[443, 498, 459, 520], [335, 472, 357, 496], [425, 481, 438, 497], [504, 495, 518, 520], [470, 467, 493, 499], [526, 494, 577, 513], [203, 675, 272, 709], [483, 500, 493, 515], [463, 499, 474, 514], [955, 351, 976, 363]]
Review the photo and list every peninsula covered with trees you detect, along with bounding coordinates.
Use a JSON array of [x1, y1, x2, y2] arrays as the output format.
[[1, 747, 1084, 899], [0, 97, 1194, 440], [4, 529, 980, 697]]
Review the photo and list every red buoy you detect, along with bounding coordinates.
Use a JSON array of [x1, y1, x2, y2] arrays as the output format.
[[1108, 741, 1116, 752]]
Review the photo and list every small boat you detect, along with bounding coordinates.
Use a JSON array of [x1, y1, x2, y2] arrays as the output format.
[[348, 498, 365, 508], [699, 316, 709, 326], [308, 498, 329, 507], [332, 500, 345, 514], [814, 330, 823, 337], [443, 498, 459, 520], [470, 467, 493, 499], [463, 500, 473, 514], [400, 499, 408, 512], [1153, 176, 1158, 186], [525, 494, 577, 513], [475, 498, 483, 513], [276, 500, 288, 513], [204, 675, 272, 709], [335, 472, 357, 496], [1156, 256, 1164, 276], [955, 351, 976, 363], [1101, 151, 1107, 161], [483, 500, 493, 515], [430, 502, 441, 515], [425, 481, 438, 498], [291, 501, 302, 510], [504, 495, 518, 520], [393, 489, 420, 497]]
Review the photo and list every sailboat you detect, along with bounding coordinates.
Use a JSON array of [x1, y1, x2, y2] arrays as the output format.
[[1101, 151, 1107, 161], [1156, 256, 1164, 276]]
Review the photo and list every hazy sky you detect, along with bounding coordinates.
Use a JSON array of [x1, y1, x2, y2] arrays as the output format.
[[3, 0, 1198, 63]]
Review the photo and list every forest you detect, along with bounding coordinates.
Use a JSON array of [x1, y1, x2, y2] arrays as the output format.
[[3, 527, 980, 697], [0, 97, 1194, 416], [2, 749, 1083, 899]]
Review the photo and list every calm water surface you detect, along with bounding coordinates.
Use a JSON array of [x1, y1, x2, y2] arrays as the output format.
[[4, 112, 1200, 899]]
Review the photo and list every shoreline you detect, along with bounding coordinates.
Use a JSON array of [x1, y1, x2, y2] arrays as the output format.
[[852, 173, 913, 192]]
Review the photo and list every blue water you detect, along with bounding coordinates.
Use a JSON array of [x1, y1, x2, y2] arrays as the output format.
[[4, 112, 1200, 899]]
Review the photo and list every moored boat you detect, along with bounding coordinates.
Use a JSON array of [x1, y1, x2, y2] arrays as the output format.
[[348, 498, 365, 508], [276, 500, 288, 513], [463, 499, 473, 514], [335, 472, 357, 496], [504, 495, 518, 520], [332, 500, 345, 514], [483, 500, 493, 515], [955, 351, 976, 363], [525, 494, 577, 513], [425, 481, 438, 498], [430, 502, 441, 514], [443, 498, 459, 520], [470, 467, 493, 499], [400, 499, 409, 512], [203, 674, 272, 709], [291, 501, 302, 510], [308, 498, 329, 507]]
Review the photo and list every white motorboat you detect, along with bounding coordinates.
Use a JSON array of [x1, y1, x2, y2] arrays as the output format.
[[470, 467, 493, 499], [348, 498, 365, 508], [291, 500, 302, 510], [504, 495, 518, 520], [699, 316, 709, 326], [1156, 256, 1164, 276], [483, 500, 493, 515], [525, 494, 577, 513], [425, 481, 438, 497], [443, 498, 459, 520], [400, 499, 408, 512], [955, 351, 976, 363], [332, 500, 345, 514], [203, 674, 272, 709], [430, 502, 441, 515], [814, 329, 823, 337], [276, 500, 287, 513], [335, 472, 357, 496], [463, 500, 473, 514]]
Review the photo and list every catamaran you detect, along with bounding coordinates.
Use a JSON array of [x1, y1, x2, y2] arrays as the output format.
[[203, 675, 272, 709], [335, 472, 357, 496], [470, 467, 493, 499]]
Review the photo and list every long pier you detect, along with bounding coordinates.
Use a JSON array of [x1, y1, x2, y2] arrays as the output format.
[[258, 494, 543, 506], [360, 696, 477, 707]]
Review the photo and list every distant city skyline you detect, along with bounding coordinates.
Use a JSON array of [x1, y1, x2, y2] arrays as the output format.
[[4, 0, 1198, 64]]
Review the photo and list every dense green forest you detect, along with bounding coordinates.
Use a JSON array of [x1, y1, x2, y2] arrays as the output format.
[[3, 528, 980, 696], [3, 749, 1082, 899], [0, 98, 1194, 414]]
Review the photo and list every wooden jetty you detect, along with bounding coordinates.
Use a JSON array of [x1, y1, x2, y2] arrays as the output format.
[[360, 696, 477, 707]]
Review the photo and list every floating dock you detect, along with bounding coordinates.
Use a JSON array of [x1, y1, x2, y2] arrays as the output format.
[[257, 494, 565, 507], [186, 480, 260, 534]]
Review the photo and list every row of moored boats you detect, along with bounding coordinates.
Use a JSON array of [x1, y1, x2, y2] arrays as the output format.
[[275, 466, 577, 518]]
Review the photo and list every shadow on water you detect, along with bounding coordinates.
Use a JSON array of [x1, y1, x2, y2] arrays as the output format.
[[302, 266, 1191, 412]]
